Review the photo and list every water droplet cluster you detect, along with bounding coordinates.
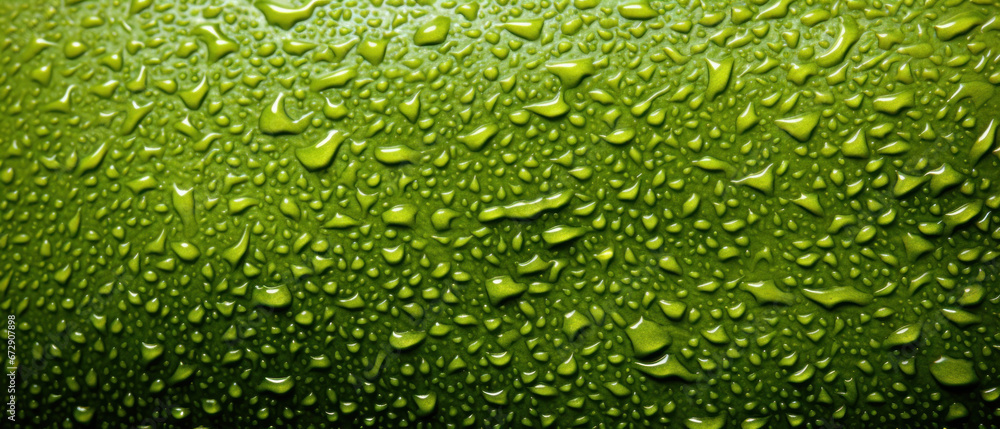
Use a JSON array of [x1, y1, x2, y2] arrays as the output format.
[[1, 0, 999, 427]]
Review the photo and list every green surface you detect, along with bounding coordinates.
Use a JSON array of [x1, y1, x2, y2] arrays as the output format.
[[1, 0, 1000, 427]]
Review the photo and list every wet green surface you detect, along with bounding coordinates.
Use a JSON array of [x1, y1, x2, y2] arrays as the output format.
[[1, 0, 1000, 427]]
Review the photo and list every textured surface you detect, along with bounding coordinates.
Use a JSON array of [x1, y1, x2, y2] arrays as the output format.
[[2, 0, 1000, 427]]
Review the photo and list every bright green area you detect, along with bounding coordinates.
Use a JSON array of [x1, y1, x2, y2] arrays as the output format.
[[1, 0, 1000, 428]]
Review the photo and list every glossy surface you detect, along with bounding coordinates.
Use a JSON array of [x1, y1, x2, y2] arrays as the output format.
[[1, 0, 1000, 427]]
